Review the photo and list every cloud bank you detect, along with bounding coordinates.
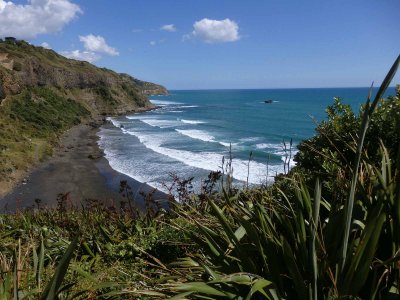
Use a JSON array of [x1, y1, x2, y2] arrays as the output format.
[[0, 0, 82, 39], [190, 18, 240, 43]]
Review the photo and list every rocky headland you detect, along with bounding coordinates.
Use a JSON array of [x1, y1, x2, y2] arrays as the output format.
[[0, 39, 168, 198]]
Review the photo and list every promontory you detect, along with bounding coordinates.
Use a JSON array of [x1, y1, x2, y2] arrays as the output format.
[[0, 39, 167, 196]]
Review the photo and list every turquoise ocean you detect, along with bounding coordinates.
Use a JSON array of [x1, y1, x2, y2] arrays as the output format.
[[97, 87, 396, 192]]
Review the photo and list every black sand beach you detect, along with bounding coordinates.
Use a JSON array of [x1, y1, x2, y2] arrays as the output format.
[[1, 124, 169, 212]]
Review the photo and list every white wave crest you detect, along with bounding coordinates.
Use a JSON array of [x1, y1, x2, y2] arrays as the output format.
[[126, 115, 146, 120], [107, 117, 121, 128], [141, 119, 182, 128], [255, 143, 282, 150], [219, 141, 238, 148], [180, 119, 205, 124], [150, 100, 183, 106], [276, 150, 298, 167], [124, 129, 282, 184], [240, 137, 261, 143], [176, 129, 215, 143]]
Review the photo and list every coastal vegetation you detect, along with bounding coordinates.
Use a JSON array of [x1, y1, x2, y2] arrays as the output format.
[[1, 42, 399, 298], [0, 86, 90, 191]]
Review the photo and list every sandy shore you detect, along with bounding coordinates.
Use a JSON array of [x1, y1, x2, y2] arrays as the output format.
[[1, 124, 169, 212]]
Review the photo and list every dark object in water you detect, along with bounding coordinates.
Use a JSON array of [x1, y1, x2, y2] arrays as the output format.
[[120, 124, 124, 128], [264, 100, 273, 104]]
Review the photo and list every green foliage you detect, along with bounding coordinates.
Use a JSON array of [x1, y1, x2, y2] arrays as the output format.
[[9, 87, 90, 138], [40, 237, 78, 300], [161, 144, 399, 299], [0, 86, 89, 183], [0, 198, 193, 298], [294, 86, 400, 181], [94, 85, 117, 105], [12, 61, 22, 71]]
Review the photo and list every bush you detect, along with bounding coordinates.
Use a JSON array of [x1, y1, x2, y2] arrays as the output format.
[[94, 85, 117, 104], [10, 87, 90, 137], [294, 86, 400, 178], [13, 61, 22, 71]]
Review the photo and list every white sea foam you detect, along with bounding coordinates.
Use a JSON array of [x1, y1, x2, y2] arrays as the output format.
[[98, 129, 173, 192], [141, 119, 181, 128], [123, 129, 281, 184], [107, 117, 122, 128], [126, 115, 184, 129], [150, 100, 183, 106], [126, 115, 148, 120], [274, 148, 298, 168], [180, 105, 199, 108], [255, 143, 282, 150], [180, 119, 205, 124], [175, 129, 236, 148], [240, 137, 261, 143], [176, 129, 215, 143], [219, 141, 239, 148], [169, 110, 184, 113]]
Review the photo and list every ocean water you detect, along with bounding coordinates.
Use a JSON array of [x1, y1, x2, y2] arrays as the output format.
[[97, 87, 396, 192]]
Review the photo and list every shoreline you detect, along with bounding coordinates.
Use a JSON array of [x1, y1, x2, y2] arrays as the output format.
[[0, 113, 170, 212], [0, 104, 162, 200]]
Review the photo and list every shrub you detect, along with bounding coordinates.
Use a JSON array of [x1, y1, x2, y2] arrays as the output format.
[[294, 85, 400, 179], [94, 85, 117, 104], [12, 61, 22, 71], [10, 87, 90, 137]]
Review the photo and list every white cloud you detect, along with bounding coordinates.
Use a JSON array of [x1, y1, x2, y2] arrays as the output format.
[[60, 50, 100, 63], [40, 42, 51, 49], [60, 34, 118, 63], [190, 18, 240, 43], [79, 34, 119, 56], [132, 28, 143, 33], [160, 24, 176, 32], [0, 0, 82, 39], [149, 39, 165, 46]]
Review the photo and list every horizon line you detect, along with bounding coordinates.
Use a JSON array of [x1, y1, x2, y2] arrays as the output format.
[[164, 85, 398, 92]]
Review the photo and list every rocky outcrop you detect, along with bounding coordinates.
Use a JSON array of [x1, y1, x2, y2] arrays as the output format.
[[0, 40, 168, 117], [129, 76, 169, 95], [0, 53, 14, 70]]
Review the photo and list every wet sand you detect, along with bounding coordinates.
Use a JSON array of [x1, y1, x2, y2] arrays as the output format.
[[1, 124, 169, 212]]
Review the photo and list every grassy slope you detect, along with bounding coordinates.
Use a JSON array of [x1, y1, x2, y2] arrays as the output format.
[[0, 87, 90, 188]]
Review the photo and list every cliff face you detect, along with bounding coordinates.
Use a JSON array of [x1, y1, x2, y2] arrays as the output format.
[[0, 40, 168, 196], [0, 40, 168, 117]]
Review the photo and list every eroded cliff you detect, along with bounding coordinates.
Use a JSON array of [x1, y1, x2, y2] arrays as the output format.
[[0, 40, 167, 117]]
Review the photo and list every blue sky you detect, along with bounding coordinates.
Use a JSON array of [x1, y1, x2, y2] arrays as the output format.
[[1, 0, 399, 89]]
